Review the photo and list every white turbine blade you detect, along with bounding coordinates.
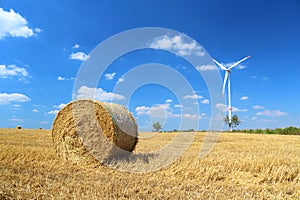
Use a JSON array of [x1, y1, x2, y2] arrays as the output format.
[[228, 56, 251, 70], [222, 71, 228, 95], [212, 58, 227, 71]]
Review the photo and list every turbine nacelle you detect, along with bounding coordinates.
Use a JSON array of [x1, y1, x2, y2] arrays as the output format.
[[212, 56, 251, 95]]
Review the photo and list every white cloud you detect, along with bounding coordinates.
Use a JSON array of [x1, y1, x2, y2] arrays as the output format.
[[48, 110, 59, 115], [240, 96, 249, 100], [0, 64, 28, 78], [75, 86, 125, 101], [262, 76, 269, 80], [10, 117, 24, 123], [196, 64, 217, 71], [135, 103, 180, 118], [215, 103, 247, 112], [135, 106, 150, 115], [149, 35, 205, 56], [253, 105, 265, 110], [57, 76, 75, 81], [58, 76, 66, 81], [0, 7, 39, 39], [136, 102, 206, 121], [251, 117, 257, 120], [183, 94, 203, 99], [165, 99, 173, 103], [117, 76, 125, 84], [54, 103, 67, 109], [251, 75, 269, 80], [0, 93, 30, 104], [225, 62, 247, 70], [70, 52, 90, 61], [174, 104, 183, 108], [47, 103, 66, 115], [34, 28, 42, 33], [183, 113, 199, 119], [255, 110, 288, 117], [201, 99, 210, 104], [104, 72, 116, 80], [32, 109, 38, 113], [237, 65, 247, 70], [72, 44, 80, 49]]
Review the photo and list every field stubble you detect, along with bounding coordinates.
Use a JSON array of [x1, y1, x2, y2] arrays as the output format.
[[0, 128, 299, 199]]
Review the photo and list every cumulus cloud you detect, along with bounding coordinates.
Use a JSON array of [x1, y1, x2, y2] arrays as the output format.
[[255, 110, 288, 117], [201, 99, 210, 104], [183, 113, 199, 119], [149, 35, 205, 56], [262, 76, 269, 80], [224, 62, 247, 70], [117, 76, 125, 84], [10, 117, 24, 123], [104, 72, 116, 80], [196, 64, 217, 71], [240, 96, 249, 100], [183, 93, 203, 99], [0, 64, 29, 78], [174, 104, 183, 108], [215, 103, 247, 112], [54, 103, 67, 109], [0, 7, 40, 39], [136, 102, 205, 121], [253, 105, 265, 110], [48, 110, 59, 115], [72, 44, 80, 49], [135, 103, 180, 118], [32, 109, 38, 113], [70, 52, 90, 61], [48, 103, 67, 115], [165, 99, 173, 103], [58, 76, 66, 81], [135, 106, 150, 115], [74, 86, 125, 101], [57, 76, 75, 81], [0, 93, 30, 104]]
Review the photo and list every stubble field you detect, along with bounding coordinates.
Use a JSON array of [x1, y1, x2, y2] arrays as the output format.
[[0, 128, 299, 199]]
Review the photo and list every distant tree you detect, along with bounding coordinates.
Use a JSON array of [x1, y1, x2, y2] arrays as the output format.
[[152, 122, 162, 132], [224, 114, 241, 131]]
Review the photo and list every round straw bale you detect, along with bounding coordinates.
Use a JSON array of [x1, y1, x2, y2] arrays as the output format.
[[16, 126, 22, 129], [52, 99, 138, 163]]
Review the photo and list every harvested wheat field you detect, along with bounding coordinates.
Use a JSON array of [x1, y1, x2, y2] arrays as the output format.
[[0, 128, 299, 199]]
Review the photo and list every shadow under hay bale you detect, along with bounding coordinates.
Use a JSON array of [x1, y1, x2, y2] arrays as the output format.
[[51, 99, 138, 164], [16, 126, 22, 129]]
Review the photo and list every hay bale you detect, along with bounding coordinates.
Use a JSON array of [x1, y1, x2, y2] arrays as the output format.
[[16, 126, 22, 129], [51, 99, 138, 163]]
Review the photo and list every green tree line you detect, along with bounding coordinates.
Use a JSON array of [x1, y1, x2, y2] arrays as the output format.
[[232, 126, 300, 135]]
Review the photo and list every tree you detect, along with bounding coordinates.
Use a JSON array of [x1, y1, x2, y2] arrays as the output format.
[[224, 114, 241, 131], [152, 122, 162, 132]]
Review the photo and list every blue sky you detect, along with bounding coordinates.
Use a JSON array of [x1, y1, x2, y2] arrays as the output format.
[[0, 0, 300, 131]]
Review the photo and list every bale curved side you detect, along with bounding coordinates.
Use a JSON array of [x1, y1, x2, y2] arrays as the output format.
[[52, 99, 138, 163]]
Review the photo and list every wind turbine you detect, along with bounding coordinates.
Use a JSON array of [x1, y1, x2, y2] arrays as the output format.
[[212, 56, 250, 131]]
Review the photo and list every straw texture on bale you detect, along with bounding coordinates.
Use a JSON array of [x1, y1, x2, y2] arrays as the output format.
[[52, 99, 138, 163]]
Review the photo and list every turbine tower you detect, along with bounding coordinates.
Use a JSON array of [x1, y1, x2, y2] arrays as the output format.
[[212, 56, 250, 131]]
